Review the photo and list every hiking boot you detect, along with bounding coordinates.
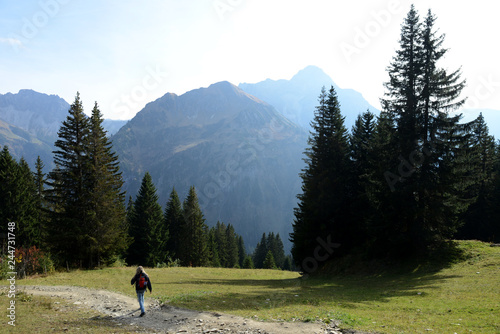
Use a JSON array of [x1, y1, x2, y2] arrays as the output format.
[[140, 312, 145, 317]]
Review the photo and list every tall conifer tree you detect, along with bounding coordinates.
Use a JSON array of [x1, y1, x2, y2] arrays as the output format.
[[350, 111, 376, 242], [459, 114, 498, 241], [213, 221, 228, 266], [207, 227, 221, 267], [290, 86, 351, 267], [34, 156, 47, 248], [225, 224, 239, 268], [181, 186, 208, 267], [0, 146, 18, 248], [380, 6, 469, 255], [16, 158, 38, 248], [127, 172, 164, 266], [164, 188, 183, 259], [237, 235, 246, 268], [0, 149, 38, 249], [47, 94, 129, 267], [46, 93, 91, 267], [253, 233, 268, 269], [87, 103, 129, 266]]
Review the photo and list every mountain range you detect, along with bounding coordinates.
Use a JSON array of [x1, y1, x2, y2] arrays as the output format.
[[112, 81, 307, 251], [1, 66, 499, 252], [239, 65, 379, 130], [0, 90, 129, 170]]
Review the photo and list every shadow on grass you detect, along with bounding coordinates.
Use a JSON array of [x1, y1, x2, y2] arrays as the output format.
[[161, 270, 461, 313], [158, 242, 472, 315]]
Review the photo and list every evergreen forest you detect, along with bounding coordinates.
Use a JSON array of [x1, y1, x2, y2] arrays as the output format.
[[291, 6, 500, 272]]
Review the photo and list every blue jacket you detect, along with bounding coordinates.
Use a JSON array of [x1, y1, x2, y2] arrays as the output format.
[[131, 273, 152, 292]]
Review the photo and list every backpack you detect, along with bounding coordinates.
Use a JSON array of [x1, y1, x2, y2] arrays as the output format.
[[138, 274, 147, 289]]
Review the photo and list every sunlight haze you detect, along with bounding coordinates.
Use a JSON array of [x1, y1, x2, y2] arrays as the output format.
[[0, 0, 498, 119]]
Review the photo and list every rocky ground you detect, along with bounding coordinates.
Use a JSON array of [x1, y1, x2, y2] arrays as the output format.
[[20, 285, 370, 334]]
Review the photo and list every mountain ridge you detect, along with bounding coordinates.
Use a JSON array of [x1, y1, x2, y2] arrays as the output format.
[[239, 65, 379, 131], [112, 81, 307, 250], [0, 90, 131, 168]]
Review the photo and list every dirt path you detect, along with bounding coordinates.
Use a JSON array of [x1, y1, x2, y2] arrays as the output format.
[[19, 285, 366, 334]]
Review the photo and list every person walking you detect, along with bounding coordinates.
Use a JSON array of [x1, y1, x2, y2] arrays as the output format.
[[131, 266, 152, 317]]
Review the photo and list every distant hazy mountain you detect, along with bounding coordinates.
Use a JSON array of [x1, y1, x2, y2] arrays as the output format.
[[239, 66, 379, 131], [0, 89, 69, 142], [0, 118, 54, 167], [112, 81, 308, 251], [0, 89, 70, 167], [102, 119, 128, 136], [0, 90, 129, 167]]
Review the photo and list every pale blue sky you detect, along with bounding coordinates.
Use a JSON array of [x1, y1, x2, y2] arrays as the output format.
[[0, 0, 498, 120]]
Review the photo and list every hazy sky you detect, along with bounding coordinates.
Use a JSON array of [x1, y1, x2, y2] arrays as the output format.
[[1, 0, 499, 120]]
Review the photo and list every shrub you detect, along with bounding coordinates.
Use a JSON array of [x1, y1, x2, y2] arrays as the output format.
[[14, 246, 54, 278], [110, 256, 128, 267]]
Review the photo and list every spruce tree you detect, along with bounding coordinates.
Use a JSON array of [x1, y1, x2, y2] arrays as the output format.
[[350, 111, 376, 180], [490, 142, 500, 242], [413, 9, 468, 250], [242, 256, 254, 269], [225, 224, 239, 268], [283, 255, 293, 271], [237, 235, 246, 268], [34, 156, 47, 248], [380, 6, 468, 255], [381, 5, 422, 156], [253, 233, 268, 269], [87, 102, 129, 266], [213, 221, 228, 266], [290, 86, 352, 268], [263, 250, 277, 269], [0, 146, 18, 248], [349, 111, 376, 241], [164, 187, 183, 259], [46, 95, 130, 268], [125, 196, 135, 235], [127, 172, 164, 266], [181, 186, 208, 267], [268, 233, 285, 269], [0, 149, 38, 249], [16, 158, 39, 248], [367, 112, 402, 255], [207, 227, 221, 267], [459, 114, 498, 241], [46, 93, 92, 267]]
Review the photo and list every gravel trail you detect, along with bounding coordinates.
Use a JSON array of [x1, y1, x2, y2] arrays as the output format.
[[19, 285, 369, 334]]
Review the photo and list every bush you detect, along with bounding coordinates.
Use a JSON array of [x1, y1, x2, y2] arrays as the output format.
[[156, 257, 181, 268], [110, 256, 128, 267], [14, 246, 54, 278]]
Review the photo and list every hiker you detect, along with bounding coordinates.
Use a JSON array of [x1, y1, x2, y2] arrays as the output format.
[[131, 266, 152, 317]]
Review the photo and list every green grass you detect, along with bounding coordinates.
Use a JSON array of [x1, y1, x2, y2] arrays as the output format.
[[5, 240, 500, 333]]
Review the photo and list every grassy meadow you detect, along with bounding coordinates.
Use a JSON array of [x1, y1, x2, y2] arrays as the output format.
[[2, 240, 499, 333]]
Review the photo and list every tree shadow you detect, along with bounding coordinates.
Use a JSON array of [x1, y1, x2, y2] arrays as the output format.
[[161, 268, 461, 313]]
